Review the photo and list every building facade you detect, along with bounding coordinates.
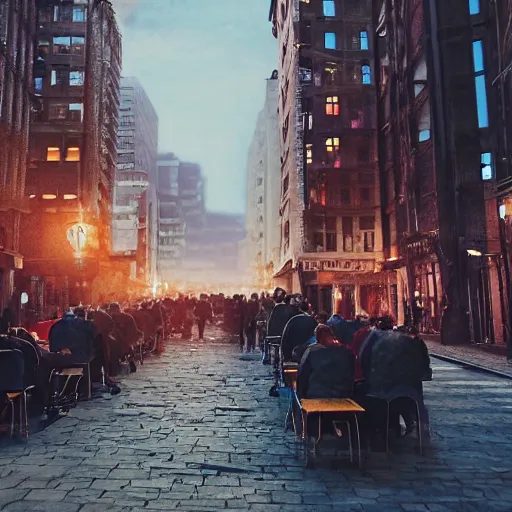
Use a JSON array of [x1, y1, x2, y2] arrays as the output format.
[[20, 0, 121, 316], [0, 0, 35, 315], [270, 0, 393, 317], [374, 0, 499, 344], [113, 76, 158, 287], [244, 70, 281, 288], [156, 153, 186, 282]]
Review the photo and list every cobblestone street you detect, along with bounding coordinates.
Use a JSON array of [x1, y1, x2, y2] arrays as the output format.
[[2, 330, 512, 511]]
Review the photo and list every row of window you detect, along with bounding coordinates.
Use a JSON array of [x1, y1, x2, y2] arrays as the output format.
[[310, 185, 373, 207], [324, 31, 368, 52], [38, 36, 85, 57], [306, 138, 372, 167], [301, 61, 372, 86], [39, 5, 86, 23], [34, 68, 84, 93], [46, 146, 81, 162], [28, 193, 78, 200], [301, 0, 367, 19]]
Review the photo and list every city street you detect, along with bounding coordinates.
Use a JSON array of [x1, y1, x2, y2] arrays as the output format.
[[1, 330, 512, 512]]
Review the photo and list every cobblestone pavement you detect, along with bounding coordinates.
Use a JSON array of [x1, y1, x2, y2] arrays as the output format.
[[424, 339, 512, 378], [2, 329, 512, 511]]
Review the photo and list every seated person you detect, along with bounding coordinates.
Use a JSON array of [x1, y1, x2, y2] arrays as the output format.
[[297, 324, 354, 400], [291, 312, 330, 363]]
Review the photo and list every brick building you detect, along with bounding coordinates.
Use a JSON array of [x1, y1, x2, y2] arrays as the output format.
[[19, 0, 121, 317], [269, 0, 394, 318], [0, 0, 36, 315]]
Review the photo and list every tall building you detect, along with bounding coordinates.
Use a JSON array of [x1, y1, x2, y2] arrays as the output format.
[[269, 0, 392, 317], [20, 0, 121, 315], [112, 76, 158, 288], [244, 70, 281, 288], [156, 153, 186, 281], [0, 0, 36, 314], [374, 0, 501, 344]]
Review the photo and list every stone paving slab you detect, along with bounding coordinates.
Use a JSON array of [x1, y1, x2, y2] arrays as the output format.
[[1, 328, 512, 511]]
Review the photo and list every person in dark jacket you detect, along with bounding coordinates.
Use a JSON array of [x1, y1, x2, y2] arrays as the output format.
[[244, 293, 260, 352], [194, 294, 213, 340]]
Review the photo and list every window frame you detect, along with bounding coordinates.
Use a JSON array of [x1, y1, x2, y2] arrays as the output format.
[[325, 32, 337, 50], [472, 40, 489, 128]]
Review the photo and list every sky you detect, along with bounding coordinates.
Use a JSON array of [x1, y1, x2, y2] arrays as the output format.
[[112, 0, 278, 214]]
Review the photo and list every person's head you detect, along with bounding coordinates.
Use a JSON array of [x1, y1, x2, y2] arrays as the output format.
[[315, 311, 329, 324], [299, 298, 310, 313], [284, 294, 292, 305], [315, 324, 337, 347], [251, 292, 259, 301], [74, 306, 86, 319], [377, 315, 394, 330], [273, 287, 286, 303]]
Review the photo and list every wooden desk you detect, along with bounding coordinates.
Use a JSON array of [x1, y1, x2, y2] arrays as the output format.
[[301, 398, 365, 414]]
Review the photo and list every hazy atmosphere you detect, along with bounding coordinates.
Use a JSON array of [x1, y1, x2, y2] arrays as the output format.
[[114, 0, 277, 214]]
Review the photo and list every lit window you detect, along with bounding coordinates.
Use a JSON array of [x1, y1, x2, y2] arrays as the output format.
[[66, 147, 80, 161], [306, 144, 313, 164], [29, 194, 36, 199], [53, 36, 71, 55], [42, 194, 57, 200], [71, 37, 85, 55], [69, 70, 84, 86], [51, 69, 66, 86], [418, 130, 430, 142], [418, 100, 431, 142], [325, 96, 340, 115], [325, 137, 340, 152], [469, 0, 480, 15], [34, 77, 43, 93], [323, 0, 335, 16], [360, 31, 369, 50], [362, 64, 371, 84], [325, 32, 337, 50], [72, 6, 86, 22], [47, 147, 61, 161], [481, 152, 493, 180], [63, 194, 78, 200], [472, 40, 489, 128]]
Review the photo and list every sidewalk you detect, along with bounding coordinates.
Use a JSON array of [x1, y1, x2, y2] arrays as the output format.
[[423, 335, 512, 378]]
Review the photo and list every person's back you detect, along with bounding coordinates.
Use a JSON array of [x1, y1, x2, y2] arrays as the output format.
[[298, 344, 354, 399], [267, 303, 297, 337]]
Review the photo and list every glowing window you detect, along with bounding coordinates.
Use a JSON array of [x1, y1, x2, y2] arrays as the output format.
[[42, 194, 57, 200], [360, 31, 369, 50], [325, 96, 340, 115], [481, 152, 493, 180], [472, 40, 489, 128], [325, 137, 340, 152], [323, 0, 335, 16], [362, 65, 371, 84], [69, 70, 84, 86], [63, 194, 78, 200], [469, 0, 480, 15], [325, 32, 337, 50], [66, 147, 80, 161], [47, 147, 61, 161], [306, 144, 313, 164]]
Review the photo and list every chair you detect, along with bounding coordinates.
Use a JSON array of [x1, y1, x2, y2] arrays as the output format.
[[0, 349, 33, 438], [363, 330, 431, 454], [46, 367, 84, 421], [263, 303, 299, 365]]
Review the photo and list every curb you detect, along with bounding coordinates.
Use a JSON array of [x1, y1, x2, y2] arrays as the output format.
[[431, 352, 512, 380]]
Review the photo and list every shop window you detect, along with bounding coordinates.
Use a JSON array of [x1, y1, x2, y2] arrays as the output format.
[[325, 32, 337, 50], [66, 146, 80, 161], [325, 96, 340, 115], [360, 30, 369, 50], [481, 152, 493, 180], [47, 147, 61, 161], [323, 0, 335, 16]]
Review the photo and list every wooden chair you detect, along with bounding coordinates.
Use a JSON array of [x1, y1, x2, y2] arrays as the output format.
[[295, 394, 365, 468], [0, 349, 34, 438]]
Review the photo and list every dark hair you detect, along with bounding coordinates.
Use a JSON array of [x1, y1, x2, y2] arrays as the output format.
[[315, 311, 329, 323]]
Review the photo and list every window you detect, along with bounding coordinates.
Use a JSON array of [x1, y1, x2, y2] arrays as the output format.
[[53, 36, 84, 55], [472, 40, 489, 128], [51, 68, 67, 85], [53, 4, 72, 22], [359, 216, 375, 252], [360, 31, 369, 50], [469, 0, 480, 15], [66, 146, 80, 161], [413, 57, 427, 97], [360, 187, 371, 203], [69, 70, 84, 86], [418, 100, 431, 142], [323, 0, 335, 16], [49, 103, 68, 120], [69, 103, 83, 122], [72, 6, 86, 22], [256, 177, 263, 186], [362, 64, 371, 84], [258, 196, 263, 204], [323, 62, 342, 85], [47, 147, 61, 161], [342, 217, 353, 252], [306, 144, 313, 164], [34, 77, 43, 93], [325, 137, 341, 167], [481, 152, 493, 180], [325, 96, 340, 115], [325, 32, 337, 50]]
